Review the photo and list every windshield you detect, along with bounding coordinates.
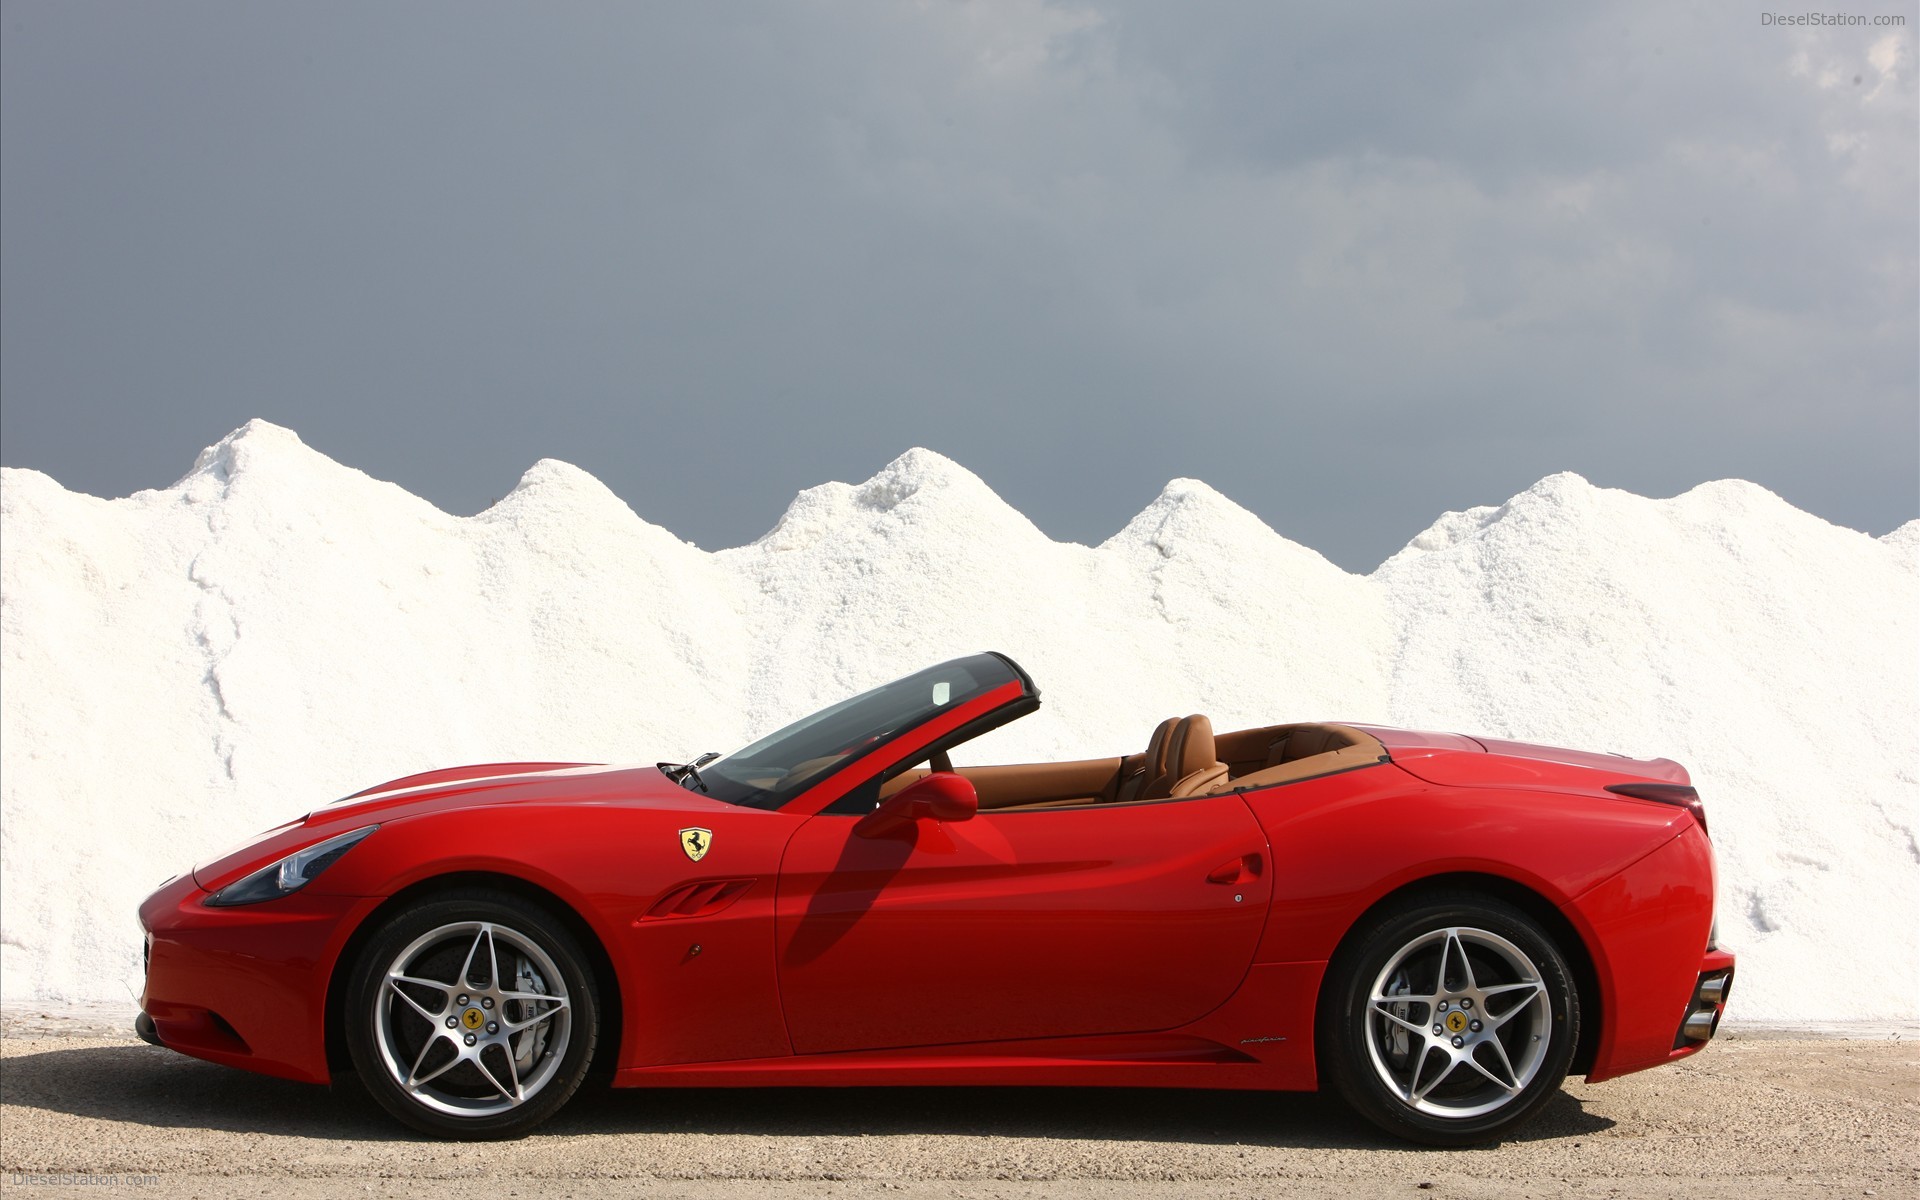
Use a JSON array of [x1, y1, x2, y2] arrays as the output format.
[[692, 653, 1025, 810]]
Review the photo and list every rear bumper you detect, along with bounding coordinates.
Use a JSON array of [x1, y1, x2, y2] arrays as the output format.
[[1566, 823, 1732, 1083], [1677, 952, 1735, 1046], [137, 871, 380, 1084]]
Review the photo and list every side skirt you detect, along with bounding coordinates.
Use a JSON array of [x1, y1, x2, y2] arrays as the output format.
[[613, 961, 1326, 1091]]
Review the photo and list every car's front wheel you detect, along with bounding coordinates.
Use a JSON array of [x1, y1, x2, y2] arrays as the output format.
[[345, 888, 598, 1139], [1319, 891, 1579, 1145]]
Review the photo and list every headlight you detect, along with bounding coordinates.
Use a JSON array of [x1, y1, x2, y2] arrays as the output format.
[[204, 825, 378, 907]]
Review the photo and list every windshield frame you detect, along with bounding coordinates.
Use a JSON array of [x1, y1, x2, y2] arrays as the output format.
[[683, 652, 1036, 814]]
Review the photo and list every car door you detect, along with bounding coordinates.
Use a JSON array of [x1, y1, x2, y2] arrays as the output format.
[[774, 793, 1271, 1055]]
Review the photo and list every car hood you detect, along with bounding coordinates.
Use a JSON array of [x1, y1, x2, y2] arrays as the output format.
[[191, 761, 726, 889], [316, 760, 727, 825]]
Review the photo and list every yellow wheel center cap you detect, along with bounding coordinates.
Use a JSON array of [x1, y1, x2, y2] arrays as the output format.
[[462, 1007, 485, 1030], [1445, 1010, 1468, 1034]]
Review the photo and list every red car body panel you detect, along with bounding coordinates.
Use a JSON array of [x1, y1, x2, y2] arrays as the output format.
[[138, 659, 1729, 1109], [140, 873, 381, 1084], [774, 792, 1270, 1053], [1241, 762, 1694, 966], [310, 787, 806, 1070], [1570, 823, 1723, 1081]]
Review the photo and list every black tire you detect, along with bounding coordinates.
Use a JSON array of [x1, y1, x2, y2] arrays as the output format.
[[344, 888, 599, 1139], [1318, 890, 1579, 1146]]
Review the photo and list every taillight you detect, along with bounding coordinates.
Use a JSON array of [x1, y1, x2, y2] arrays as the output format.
[[1606, 782, 1708, 836]]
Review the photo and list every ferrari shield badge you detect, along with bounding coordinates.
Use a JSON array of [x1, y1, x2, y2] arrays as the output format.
[[679, 827, 713, 863]]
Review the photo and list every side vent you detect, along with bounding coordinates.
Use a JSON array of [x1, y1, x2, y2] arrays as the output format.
[[644, 879, 756, 920]]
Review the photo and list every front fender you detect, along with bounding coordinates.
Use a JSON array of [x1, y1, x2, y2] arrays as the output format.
[[309, 802, 806, 1069]]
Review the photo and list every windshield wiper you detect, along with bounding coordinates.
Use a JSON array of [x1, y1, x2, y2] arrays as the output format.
[[659, 751, 720, 793]]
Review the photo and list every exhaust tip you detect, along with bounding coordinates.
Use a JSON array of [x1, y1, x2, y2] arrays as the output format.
[[1697, 972, 1731, 1006], [1683, 1007, 1719, 1041], [1676, 970, 1733, 1046]]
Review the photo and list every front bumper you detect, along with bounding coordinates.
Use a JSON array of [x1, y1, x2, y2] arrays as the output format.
[[137, 871, 381, 1084]]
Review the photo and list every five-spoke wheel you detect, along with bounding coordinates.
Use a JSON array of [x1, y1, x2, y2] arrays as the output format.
[[346, 890, 598, 1138], [1320, 892, 1578, 1145]]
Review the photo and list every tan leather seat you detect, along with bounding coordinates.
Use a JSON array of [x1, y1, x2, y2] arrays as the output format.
[[1146, 714, 1228, 800], [1114, 717, 1178, 804]]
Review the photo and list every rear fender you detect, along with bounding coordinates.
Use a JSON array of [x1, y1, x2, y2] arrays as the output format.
[[1569, 823, 1717, 1081], [1240, 765, 1688, 966]]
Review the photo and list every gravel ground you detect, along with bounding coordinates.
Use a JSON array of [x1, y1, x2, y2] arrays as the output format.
[[2, 1017, 1914, 1200]]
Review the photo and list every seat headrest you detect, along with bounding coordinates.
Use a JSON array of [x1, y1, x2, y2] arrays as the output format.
[[1171, 713, 1215, 780], [1143, 717, 1177, 778]]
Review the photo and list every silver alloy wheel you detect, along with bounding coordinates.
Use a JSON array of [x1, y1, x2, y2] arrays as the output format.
[[1363, 925, 1551, 1119], [371, 920, 573, 1118]]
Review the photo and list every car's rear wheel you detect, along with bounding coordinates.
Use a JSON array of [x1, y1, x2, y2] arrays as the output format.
[[1319, 891, 1578, 1145], [345, 889, 598, 1139]]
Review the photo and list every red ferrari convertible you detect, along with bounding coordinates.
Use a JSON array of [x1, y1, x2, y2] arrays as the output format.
[[138, 652, 1732, 1144]]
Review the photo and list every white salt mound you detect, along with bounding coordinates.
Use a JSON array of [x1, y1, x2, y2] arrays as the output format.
[[1, 422, 1913, 1025]]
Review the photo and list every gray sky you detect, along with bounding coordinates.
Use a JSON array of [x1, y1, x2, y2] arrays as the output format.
[[3, 1, 1914, 571]]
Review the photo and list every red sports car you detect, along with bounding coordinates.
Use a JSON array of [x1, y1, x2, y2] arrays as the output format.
[[138, 652, 1732, 1144]]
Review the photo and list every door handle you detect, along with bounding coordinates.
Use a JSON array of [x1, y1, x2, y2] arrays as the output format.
[[1206, 854, 1264, 885]]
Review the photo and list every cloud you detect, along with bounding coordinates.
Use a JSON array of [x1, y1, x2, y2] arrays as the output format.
[[0, 1, 1913, 570]]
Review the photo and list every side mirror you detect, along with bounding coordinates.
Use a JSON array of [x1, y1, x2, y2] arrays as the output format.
[[854, 772, 978, 839]]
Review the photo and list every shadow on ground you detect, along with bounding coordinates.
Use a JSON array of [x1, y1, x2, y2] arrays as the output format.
[[2, 1042, 1614, 1149]]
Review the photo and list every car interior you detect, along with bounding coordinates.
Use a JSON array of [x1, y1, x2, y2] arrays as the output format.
[[878, 716, 1390, 812]]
